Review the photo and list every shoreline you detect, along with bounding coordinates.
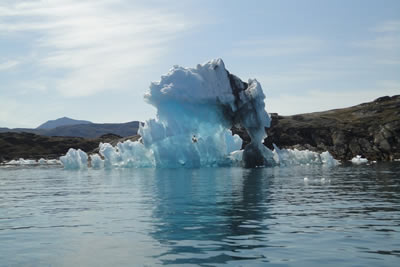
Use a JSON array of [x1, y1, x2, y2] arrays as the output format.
[[1, 95, 399, 164]]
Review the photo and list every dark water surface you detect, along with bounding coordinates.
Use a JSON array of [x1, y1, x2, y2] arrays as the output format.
[[1, 163, 399, 266]]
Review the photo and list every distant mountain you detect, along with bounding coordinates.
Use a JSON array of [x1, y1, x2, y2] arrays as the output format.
[[0, 120, 141, 138], [37, 117, 93, 129], [43, 121, 141, 138]]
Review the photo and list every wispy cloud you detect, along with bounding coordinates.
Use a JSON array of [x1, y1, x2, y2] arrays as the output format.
[[267, 88, 400, 115], [354, 20, 400, 52], [231, 37, 324, 57], [375, 59, 400, 65], [0, 96, 30, 128], [351, 20, 400, 67], [258, 69, 337, 91], [377, 80, 400, 91], [0, 0, 189, 96], [355, 35, 400, 51], [255, 56, 369, 93], [0, 60, 19, 71], [370, 20, 400, 33]]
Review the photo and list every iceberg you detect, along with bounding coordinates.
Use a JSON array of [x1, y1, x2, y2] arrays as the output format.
[[60, 59, 339, 169]]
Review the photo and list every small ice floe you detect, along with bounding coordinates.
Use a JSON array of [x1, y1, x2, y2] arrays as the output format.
[[394, 159, 400, 162], [5, 158, 36, 165], [46, 159, 61, 165], [351, 155, 368, 164], [4, 158, 61, 166], [304, 177, 309, 182]]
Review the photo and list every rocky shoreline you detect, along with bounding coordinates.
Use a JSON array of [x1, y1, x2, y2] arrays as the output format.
[[0, 133, 125, 162], [234, 95, 400, 162], [1, 95, 399, 164], [268, 95, 400, 161]]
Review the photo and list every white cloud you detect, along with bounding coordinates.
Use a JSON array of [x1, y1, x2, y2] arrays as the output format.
[[371, 20, 400, 32], [267, 88, 400, 115], [0, 97, 29, 128], [350, 20, 400, 67], [377, 80, 400, 91], [376, 59, 400, 65], [231, 37, 324, 57], [254, 56, 368, 94], [354, 20, 400, 52], [0, 0, 189, 96], [355, 35, 400, 51], [0, 60, 19, 70], [258, 69, 342, 90]]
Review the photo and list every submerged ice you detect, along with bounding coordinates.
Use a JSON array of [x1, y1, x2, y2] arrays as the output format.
[[60, 59, 338, 169]]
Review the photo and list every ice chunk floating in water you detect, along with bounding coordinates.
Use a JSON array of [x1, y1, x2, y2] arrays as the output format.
[[351, 155, 368, 164], [4, 158, 61, 166], [60, 59, 338, 169], [60, 148, 88, 169]]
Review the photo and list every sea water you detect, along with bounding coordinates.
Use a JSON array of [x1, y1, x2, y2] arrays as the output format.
[[1, 163, 399, 266]]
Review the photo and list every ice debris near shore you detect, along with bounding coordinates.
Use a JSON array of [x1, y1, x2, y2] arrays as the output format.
[[351, 155, 368, 164], [4, 158, 61, 166], [60, 59, 339, 169], [273, 145, 338, 166]]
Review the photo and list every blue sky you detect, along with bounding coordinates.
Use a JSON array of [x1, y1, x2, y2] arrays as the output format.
[[0, 0, 399, 128]]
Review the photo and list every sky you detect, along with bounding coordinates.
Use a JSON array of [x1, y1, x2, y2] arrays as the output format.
[[0, 0, 399, 128]]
